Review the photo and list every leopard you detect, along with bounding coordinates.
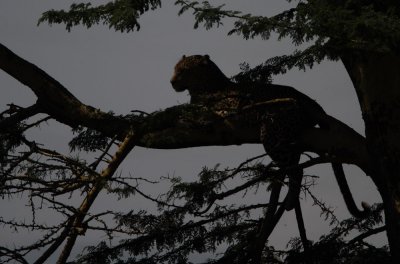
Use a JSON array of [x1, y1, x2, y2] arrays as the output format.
[[170, 54, 369, 217]]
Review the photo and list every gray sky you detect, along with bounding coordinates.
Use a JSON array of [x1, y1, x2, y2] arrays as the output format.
[[0, 0, 383, 262]]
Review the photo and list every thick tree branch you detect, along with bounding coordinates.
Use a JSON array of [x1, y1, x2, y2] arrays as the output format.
[[299, 113, 370, 173], [0, 43, 130, 137], [0, 43, 369, 173]]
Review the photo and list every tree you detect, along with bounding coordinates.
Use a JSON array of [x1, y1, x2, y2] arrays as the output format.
[[0, 0, 397, 263]]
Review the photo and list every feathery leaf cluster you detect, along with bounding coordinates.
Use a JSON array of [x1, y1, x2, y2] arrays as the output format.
[[38, 0, 161, 32]]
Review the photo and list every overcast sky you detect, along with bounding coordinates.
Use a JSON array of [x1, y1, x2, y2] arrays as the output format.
[[0, 1, 383, 263]]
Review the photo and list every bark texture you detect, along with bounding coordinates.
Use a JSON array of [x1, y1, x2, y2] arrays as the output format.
[[342, 52, 400, 261]]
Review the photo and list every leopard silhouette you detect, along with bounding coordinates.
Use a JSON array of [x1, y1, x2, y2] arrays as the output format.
[[171, 54, 369, 216]]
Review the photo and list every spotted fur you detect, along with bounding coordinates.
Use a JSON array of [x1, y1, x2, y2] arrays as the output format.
[[171, 55, 323, 210], [170, 54, 370, 216]]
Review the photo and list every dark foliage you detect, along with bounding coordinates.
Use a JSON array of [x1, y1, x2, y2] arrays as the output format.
[[71, 159, 387, 264], [39, 1, 400, 80], [70, 127, 111, 152], [174, 0, 400, 75], [38, 0, 162, 32]]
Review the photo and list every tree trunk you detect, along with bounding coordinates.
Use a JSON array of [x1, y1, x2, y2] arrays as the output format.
[[342, 52, 400, 262]]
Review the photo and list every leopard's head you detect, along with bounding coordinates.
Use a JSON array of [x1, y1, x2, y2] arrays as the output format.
[[170, 55, 229, 94]]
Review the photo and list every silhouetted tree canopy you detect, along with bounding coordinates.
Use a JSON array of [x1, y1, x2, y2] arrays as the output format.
[[1, 1, 399, 263]]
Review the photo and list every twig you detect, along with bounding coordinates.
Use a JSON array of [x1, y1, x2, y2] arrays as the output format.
[[0, 103, 42, 131], [347, 225, 386, 246]]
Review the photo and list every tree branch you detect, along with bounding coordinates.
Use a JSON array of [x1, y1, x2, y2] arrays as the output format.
[[56, 131, 137, 264], [0, 103, 42, 131], [299, 113, 370, 174], [0, 42, 370, 174], [33, 220, 73, 264], [0, 43, 130, 137], [294, 201, 310, 251], [347, 225, 386, 246]]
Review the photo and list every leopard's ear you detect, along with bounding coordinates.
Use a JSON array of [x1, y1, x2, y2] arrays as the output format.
[[182, 55, 186, 59], [202, 54, 210, 64]]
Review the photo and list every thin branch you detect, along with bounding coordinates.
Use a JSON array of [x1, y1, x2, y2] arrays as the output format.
[[294, 201, 310, 251], [56, 130, 137, 264], [305, 188, 339, 225], [112, 179, 184, 209], [347, 225, 386, 246], [22, 116, 51, 131], [33, 219, 74, 264], [0, 246, 29, 264], [0, 103, 42, 131], [89, 136, 118, 170]]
